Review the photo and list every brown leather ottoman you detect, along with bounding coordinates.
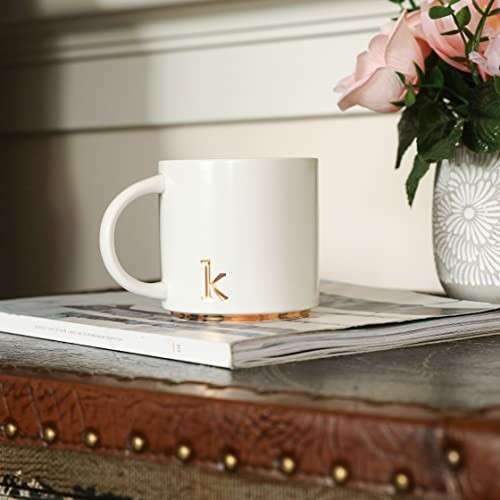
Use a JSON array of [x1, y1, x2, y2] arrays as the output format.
[[0, 331, 499, 499]]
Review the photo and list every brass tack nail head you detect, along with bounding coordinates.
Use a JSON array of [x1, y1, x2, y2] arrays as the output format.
[[4, 421, 18, 439], [280, 456, 296, 476], [393, 471, 412, 493], [332, 463, 349, 485], [176, 444, 192, 463], [223, 453, 238, 472], [130, 434, 147, 453], [84, 430, 99, 449], [42, 425, 57, 444], [445, 447, 462, 469]]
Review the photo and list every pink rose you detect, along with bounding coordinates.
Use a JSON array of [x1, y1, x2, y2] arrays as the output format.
[[470, 36, 500, 77], [336, 13, 430, 113], [420, 0, 498, 73], [407, 9, 426, 40], [484, 1, 500, 37]]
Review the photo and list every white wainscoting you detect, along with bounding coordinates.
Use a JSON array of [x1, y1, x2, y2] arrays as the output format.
[[2, 0, 394, 132]]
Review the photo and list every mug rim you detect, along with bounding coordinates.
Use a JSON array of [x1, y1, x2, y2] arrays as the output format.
[[158, 158, 318, 169]]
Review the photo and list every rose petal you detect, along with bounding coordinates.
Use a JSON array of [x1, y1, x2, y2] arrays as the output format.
[[484, 37, 500, 76], [337, 67, 406, 113], [485, 2, 500, 35], [420, 0, 485, 73], [386, 14, 428, 78], [451, 0, 470, 12], [354, 50, 383, 81], [470, 51, 487, 68], [368, 34, 390, 62], [334, 73, 355, 93], [407, 10, 426, 40], [470, 51, 489, 79]]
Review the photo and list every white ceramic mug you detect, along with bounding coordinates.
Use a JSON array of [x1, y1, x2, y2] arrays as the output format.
[[100, 158, 318, 320]]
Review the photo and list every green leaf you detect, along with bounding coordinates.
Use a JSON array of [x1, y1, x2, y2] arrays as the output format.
[[463, 27, 474, 40], [396, 72, 406, 83], [439, 62, 473, 100], [424, 52, 439, 72], [406, 155, 430, 206], [421, 122, 463, 162], [454, 103, 470, 116], [395, 106, 418, 170], [416, 101, 453, 154], [391, 100, 406, 107], [456, 6, 471, 28], [429, 5, 453, 18], [495, 76, 500, 95], [450, 56, 469, 62], [414, 63, 425, 83], [426, 66, 444, 88], [463, 79, 500, 153], [405, 85, 417, 107], [441, 29, 460, 35]]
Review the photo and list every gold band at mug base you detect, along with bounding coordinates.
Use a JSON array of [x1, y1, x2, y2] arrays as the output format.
[[170, 309, 311, 322]]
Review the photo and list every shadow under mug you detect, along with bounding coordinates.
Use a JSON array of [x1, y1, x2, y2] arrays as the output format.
[[100, 158, 319, 321]]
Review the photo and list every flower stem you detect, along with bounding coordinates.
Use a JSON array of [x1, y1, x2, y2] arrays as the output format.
[[473, 0, 495, 51], [470, 0, 495, 83]]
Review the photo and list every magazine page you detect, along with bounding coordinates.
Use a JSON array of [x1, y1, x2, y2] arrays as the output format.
[[0, 282, 496, 346]]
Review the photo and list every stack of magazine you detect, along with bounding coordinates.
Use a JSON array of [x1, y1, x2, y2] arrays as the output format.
[[0, 281, 498, 369]]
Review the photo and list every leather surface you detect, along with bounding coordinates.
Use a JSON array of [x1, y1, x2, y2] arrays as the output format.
[[0, 371, 499, 499]]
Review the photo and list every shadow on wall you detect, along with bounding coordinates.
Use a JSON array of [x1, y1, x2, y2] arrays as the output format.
[[0, 138, 76, 299], [0, 1, 159, 299], [0, 1, 73, 298]]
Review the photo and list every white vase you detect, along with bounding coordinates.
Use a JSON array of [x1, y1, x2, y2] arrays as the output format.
[[433, 147, 500, 303]]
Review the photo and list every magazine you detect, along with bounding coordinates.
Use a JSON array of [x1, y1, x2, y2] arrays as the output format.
[[0, 281, 498, 369]]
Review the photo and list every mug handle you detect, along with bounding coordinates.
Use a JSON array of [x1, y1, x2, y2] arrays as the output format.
[[99, 175, 168, 300]]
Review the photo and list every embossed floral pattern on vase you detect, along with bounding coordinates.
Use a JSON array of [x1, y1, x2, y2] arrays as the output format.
[[434, 148, 500, 288]]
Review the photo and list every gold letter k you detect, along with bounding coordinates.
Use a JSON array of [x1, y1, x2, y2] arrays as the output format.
[[200, 259, 229, 301]]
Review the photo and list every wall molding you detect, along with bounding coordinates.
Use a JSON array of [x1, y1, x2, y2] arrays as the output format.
[[1, 0, 215, 22], [1, 0, 394, 133], [2, 1, 393, 65]]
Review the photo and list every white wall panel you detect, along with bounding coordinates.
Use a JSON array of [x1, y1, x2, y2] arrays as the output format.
[[2, 0, 394, 132]]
